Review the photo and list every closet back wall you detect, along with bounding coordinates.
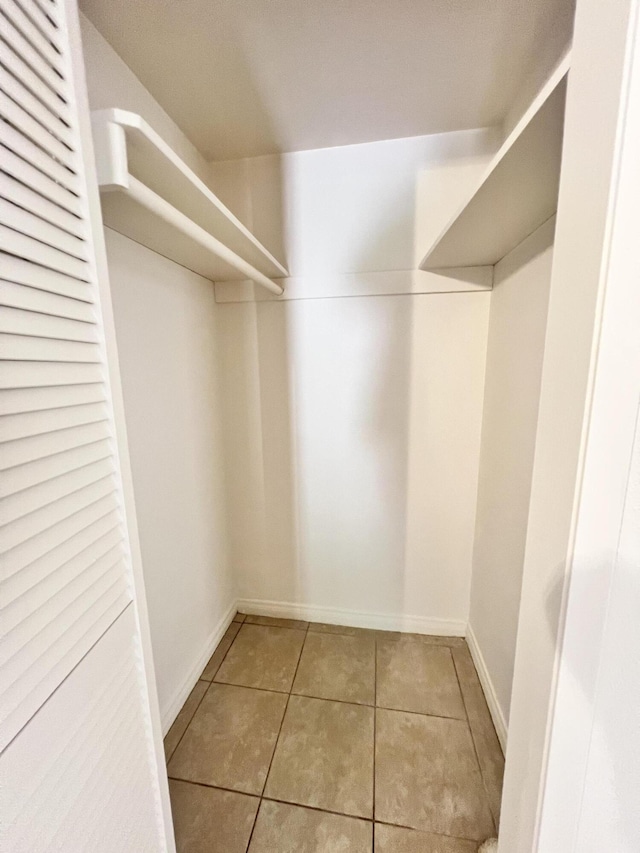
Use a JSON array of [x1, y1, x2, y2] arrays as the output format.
[[211, 134, 497, 632], [80, 15, 235, 729]]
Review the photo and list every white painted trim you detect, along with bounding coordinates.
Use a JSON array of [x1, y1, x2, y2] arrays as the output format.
[[236, 597, 466, 637], [466, 624, 508, 751], [160, 599, 237, 734], [66, 4, 175, 849], [214, 267, 493, 303]]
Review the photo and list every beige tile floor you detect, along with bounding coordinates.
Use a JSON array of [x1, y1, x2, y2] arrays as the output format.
[[164, 613, 504, 853]]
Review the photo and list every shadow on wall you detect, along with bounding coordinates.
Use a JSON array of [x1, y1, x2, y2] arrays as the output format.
[[214, 130, 493, 624]]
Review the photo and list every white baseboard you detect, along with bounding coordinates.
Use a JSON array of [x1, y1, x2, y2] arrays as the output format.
[[466, 623, 508, 751], [160, 598, 237, 734], [236, 597, 466, 637]]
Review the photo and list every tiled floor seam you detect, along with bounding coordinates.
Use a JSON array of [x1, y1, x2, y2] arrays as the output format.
[[167, 778, 481, 845], [245, 620, 327, 851], [257, 622, 308, 798], [451, 645, 498, 836], [164, 681, 209, 764], [165, 617, 245, 762], [372, 634, 378, 850]]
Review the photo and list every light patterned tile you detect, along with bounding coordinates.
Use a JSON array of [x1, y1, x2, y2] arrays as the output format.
[[375, 708, 494, 840], [201, 621, 241, 681], [168, 683, 287, 794], [214, 624, 305, 692], [249, 800, 372, 852], [374, 823, 477, 853], [169, 779, 258, 853], [164, 680, 208, 762], [265, 695, 374, 818], [376, 637, 466, 718], [293, 632, 375, 705]]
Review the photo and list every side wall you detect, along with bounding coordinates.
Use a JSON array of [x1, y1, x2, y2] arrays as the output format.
[[468, 217, 555, 746], [80, 16, 235, 730], [213, 132, 496, 632]]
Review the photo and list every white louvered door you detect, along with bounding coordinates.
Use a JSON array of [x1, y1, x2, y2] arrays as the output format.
[[0, 0, 172, 849]]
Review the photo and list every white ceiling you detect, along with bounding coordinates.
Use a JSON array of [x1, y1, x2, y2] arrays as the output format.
[[80, 0, 575, 161]]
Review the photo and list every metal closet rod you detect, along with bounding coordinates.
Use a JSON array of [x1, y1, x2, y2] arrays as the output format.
[[125, 176, 285, 296]]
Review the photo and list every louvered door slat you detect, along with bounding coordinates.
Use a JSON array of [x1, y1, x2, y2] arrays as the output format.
[[2, 0, 63, 72], [0, 306, 97, 341], [29, 0, 58, 23], [1, 474, 116, 553], [2, 457, 115, 525], [0, 9, 65, 97], [0, 66, 73, 151], [0, 279, 95, 321], [0, 574, 129, 743], [0, 383, 104, 416], [0, 51, 74, 153], [13, 0, 61, 47], [0, 252, 92, 298], [1, 437, 111, 497], [1, 548, 125, 662], [0, 7, 165, 847], [0, 224, 88, 278], [0, 91, 74, 174], [3, 512, 120, 603], [0, 333, 101, 362], [0, 117, 79, 193], [1, 420, 110, 468], [0, 199, 86, 258], [0, 163, 84, 229], [0, 360, 104, 390], [0, 403, 108, 442], [2, 495, 119, 581]]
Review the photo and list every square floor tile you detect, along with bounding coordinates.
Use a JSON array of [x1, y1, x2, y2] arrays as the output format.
[[376, 637, 466, 718], [169, 779, 258, 853], [293, 632, 375, 705], [164, 680, 208, 762], [374, 824, 477, 853], [264, 695, 374, 818], [375, 709, 494, 840], [249, 800, 372, 852], [168, 683, 287, 794], [214, 624, 305, 692], [245, 614, 309, 630], [201, 622, 241, 681], [233, 613, 246, 623]]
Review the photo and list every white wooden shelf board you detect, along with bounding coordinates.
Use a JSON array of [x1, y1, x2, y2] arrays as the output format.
[[91, 109, 288, 285], [420, 55, 570, 270]]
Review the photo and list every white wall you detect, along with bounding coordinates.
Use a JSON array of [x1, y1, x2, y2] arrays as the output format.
[[79, 13, 212, 185], [80, 20, 235, 729], [468, 218, 555, 743], [214, 132, 496, 631]]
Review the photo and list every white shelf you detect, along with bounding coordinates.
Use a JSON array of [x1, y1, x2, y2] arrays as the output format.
[[419, 54, 570, 270], [91, 109, 288, 293]]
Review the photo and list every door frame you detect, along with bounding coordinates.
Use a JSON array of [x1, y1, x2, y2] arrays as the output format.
[[500, 0, 640, 849]]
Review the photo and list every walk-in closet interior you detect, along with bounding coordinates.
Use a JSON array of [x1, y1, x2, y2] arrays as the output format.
[[13, 0, 637, 849]]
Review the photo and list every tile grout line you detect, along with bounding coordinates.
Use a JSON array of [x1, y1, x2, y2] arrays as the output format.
[[165, 777, 482, 845], [168, 617, 496, 847], [165, 618, 242, 763], [243, 620, 311, 852], [373, 633, 377, 849], [451, 644, 497, 836]]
